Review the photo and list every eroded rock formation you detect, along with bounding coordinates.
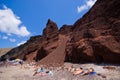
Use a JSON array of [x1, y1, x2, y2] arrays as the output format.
[[1, 0, 120, 65]]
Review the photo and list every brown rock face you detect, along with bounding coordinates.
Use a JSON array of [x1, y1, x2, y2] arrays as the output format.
[[65, 0, 120, 64], [59, 24, 73, 35], [43, 19, 59, 41], [1, 0, 120, 65]]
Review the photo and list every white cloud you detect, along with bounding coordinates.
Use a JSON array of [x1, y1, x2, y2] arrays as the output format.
[[17, 41, 27, 46], [0, 5, 30, 37], [7, 33, 12, 36], [86, 0, 97, 7], [77, 5, 88, 13], [2, 36, 8, 40], [77, 0, 97, 13], [9, 38, 16, 42]]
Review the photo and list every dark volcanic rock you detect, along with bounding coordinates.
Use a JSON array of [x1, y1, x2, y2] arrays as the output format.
[[35, 46, 48, 62], [1, 0, 120, 65]]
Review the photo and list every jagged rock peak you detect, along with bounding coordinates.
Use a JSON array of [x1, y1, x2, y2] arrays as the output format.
[[46, 19, 57, 27], [43, 19, 59, 40], [44, 19, 58, 29]]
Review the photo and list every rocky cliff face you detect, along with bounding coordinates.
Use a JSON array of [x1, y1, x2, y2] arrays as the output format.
[[1, 0, 120, 65], [67, 0, 120, 63]]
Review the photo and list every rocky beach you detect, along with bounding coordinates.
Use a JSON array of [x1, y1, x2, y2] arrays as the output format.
[[0, 62, 120, 80], [0, 0, 120, 80]]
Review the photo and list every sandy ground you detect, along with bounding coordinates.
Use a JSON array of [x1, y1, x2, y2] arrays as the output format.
[[0, 62, 120, 80]]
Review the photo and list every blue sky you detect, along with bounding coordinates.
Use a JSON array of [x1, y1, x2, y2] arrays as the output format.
[[0, 0, 96, 48]]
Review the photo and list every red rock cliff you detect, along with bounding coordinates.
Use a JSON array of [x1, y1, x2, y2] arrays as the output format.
[[1, 0, 120, 65]]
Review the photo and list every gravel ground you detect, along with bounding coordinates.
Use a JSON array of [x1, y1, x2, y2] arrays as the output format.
[[0, 62, 120, 80]]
